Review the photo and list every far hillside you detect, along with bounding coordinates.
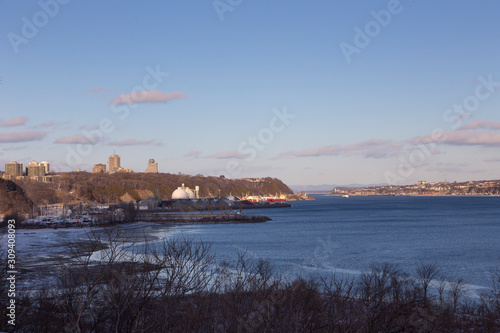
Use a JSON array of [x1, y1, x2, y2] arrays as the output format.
[[7, 173, 293, 209]]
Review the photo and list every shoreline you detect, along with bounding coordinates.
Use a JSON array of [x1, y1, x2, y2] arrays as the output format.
[[326, 194, 500, 197]]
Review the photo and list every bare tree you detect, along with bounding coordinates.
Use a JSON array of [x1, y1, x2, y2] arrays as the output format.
[[55, 228, 138, 332], [448, 278, 466, 312], [436, 276, 448, 309], [416, 262, 439, 306], [5, 232, 499, 332], [481, 269, 500, 326]]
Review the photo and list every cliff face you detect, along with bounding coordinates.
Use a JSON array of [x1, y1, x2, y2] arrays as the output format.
[[8, 173, 293, 207], [0, 179, 33, 215]]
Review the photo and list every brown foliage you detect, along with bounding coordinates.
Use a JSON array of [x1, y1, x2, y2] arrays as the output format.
[[2, 230, 498, 332], [1, 172, 293, 214], [51, 172, 292, 204], [0, 178, 33, 215]]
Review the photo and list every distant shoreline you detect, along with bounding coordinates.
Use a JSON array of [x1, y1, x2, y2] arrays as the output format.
[[328, 194, 500, 197]]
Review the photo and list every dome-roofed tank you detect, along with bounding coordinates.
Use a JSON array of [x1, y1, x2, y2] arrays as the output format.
[[172, 187, 189, 199], [185, 188, 196, 199]]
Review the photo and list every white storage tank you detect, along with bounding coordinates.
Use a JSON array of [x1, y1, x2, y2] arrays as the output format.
[[172, 187, 189, 199]]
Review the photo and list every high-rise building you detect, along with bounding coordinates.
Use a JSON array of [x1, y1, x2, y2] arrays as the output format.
[[5, 161, 23, 176], [92, 163, 106, 173], [40, 161, 50, 174], [107, 154, 121, 173], [27, 161, 45, 177], [145, 158, 158, 173]]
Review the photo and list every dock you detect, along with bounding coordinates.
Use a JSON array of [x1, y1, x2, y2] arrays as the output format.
[[136, 212, 271, 224]]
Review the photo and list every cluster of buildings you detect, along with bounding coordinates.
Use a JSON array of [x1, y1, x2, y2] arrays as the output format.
[[333, 179, 500, 196], [2, 153, 159, 181], [3, 160, 53, 182], [172, 183, 200, 199], [92, 154, 158, 174]]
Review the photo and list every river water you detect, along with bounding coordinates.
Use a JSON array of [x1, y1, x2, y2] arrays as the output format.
[[156, 195, 500, 294]]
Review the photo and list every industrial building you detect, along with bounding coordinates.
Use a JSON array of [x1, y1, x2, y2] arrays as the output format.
[[172, 183, 200, 199]]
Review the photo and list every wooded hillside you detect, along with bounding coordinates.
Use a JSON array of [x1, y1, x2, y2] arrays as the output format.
[[0, 178, 33, 215], [4, 173, 293, 212]]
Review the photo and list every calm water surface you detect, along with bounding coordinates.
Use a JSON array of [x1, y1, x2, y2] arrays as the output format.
[[159, 195, 500, 291]]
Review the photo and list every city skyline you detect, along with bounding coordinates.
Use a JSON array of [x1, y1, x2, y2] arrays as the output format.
[[1, 1, 500, 185]]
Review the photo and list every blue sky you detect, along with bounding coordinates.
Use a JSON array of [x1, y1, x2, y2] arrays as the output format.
[[1, 0, 500, 186]]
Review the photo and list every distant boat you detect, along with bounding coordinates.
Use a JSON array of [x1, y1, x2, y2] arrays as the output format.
[[342, 195, 349, 198]]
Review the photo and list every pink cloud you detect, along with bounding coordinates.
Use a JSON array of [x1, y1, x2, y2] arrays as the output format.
[[109, 90, 187, 105], [457, 120, 500, 131], [281, 145, 342, 157], [413, 131, 500, 147], [33, 120, 71, 130], [485, 157, 500, 163], [108, 139, 164, 147], [457, 113, 473, 120], [185, 150, 202, 158], [54, 135, 103, 144], [205, 151, 250, 159], [39, 121, 54, 127], [0, 130, 47, 143], [78, 124, 101, 131], [0, 116, 28, 128], [278, 139, 404, 159]]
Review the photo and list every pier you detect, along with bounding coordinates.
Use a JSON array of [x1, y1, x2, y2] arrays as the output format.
[[136, 212, 271, 224]]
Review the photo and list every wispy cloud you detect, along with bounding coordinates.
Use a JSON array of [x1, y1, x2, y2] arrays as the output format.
[[412, 131, 500, 147], [205, 150, 250, 159], [2, 145, 28, 151], [39, 121, 54, 127], [457, 120, 500, 131], [78, 124, 102, 131], [485, 157, 500, 163], [107, 139, 163, 147], [109, 90, 187, 105], [0, 130, 47, 143], [54, 135, 103, 145], [185, 150, 202, 158], [33, 120, 71, 130], [88, 86, 114, 93], [278, 139, 404, 159], [0, 116, 28, 128], [425, 164, 467, 174]]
